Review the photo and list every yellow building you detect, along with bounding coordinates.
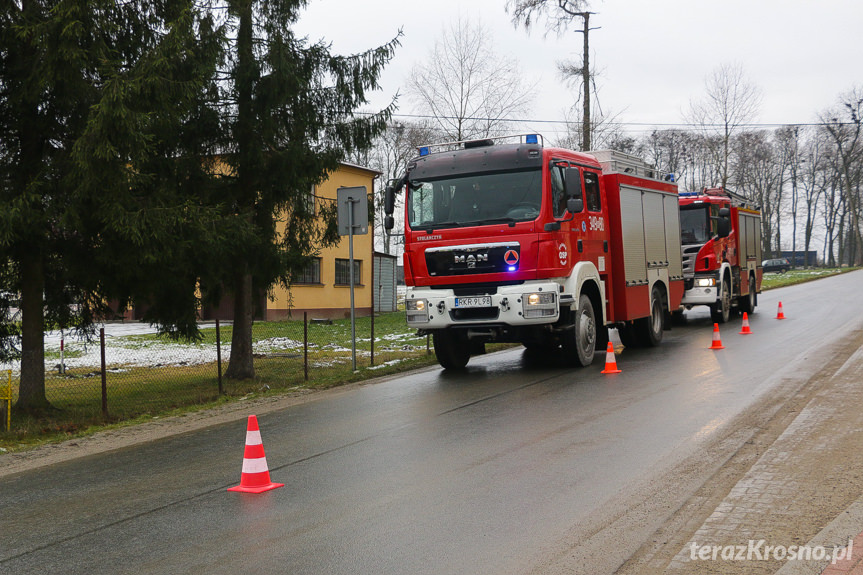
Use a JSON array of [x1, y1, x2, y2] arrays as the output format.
[[266, 162, 379, 320]]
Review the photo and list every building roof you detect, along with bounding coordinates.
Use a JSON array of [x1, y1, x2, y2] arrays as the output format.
[[339, 161, 382, 177]]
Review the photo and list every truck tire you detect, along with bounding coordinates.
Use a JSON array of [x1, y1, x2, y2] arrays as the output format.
[[636, 286, 664, 347], [711, 276, 732, 324], [433, 330, 470, 370], [738, 275, 757, 314], [562, 293, 597, 367]]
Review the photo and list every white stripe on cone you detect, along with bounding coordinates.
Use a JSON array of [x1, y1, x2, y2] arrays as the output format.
[[241, 456, 270, 474], [245, 430, 262, 445]]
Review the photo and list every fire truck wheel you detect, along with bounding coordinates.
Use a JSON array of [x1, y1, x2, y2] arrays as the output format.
[[711, 277, 732, 324], [433, 331, 471, 370], [563, 294, 597, 367], [636, 287, 664, 347], [738, 275, 757, 313]]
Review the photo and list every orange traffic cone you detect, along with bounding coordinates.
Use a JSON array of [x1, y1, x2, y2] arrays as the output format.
[[776, 301, 786, 320], [228, 415, 284, 494], [739, 312, 753, 334], [600, 342, 622, 374], [710, 323, 725, 349]]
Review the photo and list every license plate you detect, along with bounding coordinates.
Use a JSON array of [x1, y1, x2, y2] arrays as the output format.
[[454, 296, 492, 308]]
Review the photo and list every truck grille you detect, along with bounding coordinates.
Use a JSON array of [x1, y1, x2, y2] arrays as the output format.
[[425, 243, 520, 277], [681, 244, 701, 276]]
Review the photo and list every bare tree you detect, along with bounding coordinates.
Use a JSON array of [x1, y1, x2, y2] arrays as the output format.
[[638, 129, 694, 187], [819, 87, 863, 265], [732, 131, 784, 257], [406, 17, 531, 142], [799, 128, 828, 266], [774, 126, 805, 267], [687, 63, 762, 190], [555, 107, 632, 152], [508, 0, 594, 149], [358, 121, 438, 255]]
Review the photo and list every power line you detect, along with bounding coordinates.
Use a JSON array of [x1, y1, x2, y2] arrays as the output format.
[[377, 111, 854, 130]]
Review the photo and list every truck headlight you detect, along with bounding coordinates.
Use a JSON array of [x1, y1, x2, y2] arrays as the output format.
[[695, 278, 716, 287], [522, 292, 556, 318], [406, 298, 430, 323]]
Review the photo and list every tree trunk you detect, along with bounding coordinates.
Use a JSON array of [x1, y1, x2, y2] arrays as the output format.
[[16, 254, 51, 412], [224, 0, 256, 380], [14, 0, 50, 412], [224, 272, 255, 379]]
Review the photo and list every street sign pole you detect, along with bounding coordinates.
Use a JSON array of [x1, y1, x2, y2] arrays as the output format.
[[337, 186, 368, 373], [348, 197, 357, 371]]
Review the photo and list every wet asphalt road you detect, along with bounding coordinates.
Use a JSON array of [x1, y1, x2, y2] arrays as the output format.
[[2, 271, 862, 575]]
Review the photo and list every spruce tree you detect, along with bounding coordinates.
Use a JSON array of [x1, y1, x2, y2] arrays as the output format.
[[0, 1, 224, 412], [214, 1, 399, 379]]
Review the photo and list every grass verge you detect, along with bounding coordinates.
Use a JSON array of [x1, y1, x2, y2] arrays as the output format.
[[2, 268, 857, 453]]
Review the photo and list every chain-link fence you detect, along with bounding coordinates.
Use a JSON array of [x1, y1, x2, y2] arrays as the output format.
[[1, 312, 431, 435]]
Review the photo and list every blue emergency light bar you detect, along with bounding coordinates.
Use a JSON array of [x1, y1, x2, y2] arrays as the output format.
[[415, 134, 543, 157]]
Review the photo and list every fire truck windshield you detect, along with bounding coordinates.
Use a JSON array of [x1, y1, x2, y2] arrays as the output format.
[[407, 168, 542, 230], [679, 204, 715, 245]]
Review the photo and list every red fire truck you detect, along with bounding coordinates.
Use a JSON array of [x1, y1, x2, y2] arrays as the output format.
[[678, 187, 763, 322], [384, 135, 684, 369]]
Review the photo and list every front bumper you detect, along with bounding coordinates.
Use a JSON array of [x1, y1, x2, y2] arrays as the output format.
[[405, 282, 562, 329], [681, 273, 720, 306]]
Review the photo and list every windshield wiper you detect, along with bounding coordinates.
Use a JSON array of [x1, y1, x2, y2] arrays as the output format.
[[420, 218, 518, 233], [461, 217, 518, 227]]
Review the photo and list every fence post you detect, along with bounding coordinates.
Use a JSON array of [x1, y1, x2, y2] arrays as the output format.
[[216, 319, 223, 395], [303, 312, 308, 381], [1, 370, 11, 432], [100, 328, 108, 418], [426, 333, 430, 355], [370, 309, 375, 367]]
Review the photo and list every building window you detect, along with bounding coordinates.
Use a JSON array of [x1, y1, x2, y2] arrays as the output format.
[[335, 259, 362, 286], [302, 185, 316, 216], [294, 258, 322, 284]]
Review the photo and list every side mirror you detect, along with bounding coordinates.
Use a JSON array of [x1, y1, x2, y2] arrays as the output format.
[[566, 197, 584, 214], [384, 184, 396, 216], [716, 208, 731, 238], [717, 218, 730, 238], [384, 215, 394, 231], [564, 167, 583, 200]]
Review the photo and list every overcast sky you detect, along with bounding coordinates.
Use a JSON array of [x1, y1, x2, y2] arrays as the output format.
[[295, 0, 862, 142]]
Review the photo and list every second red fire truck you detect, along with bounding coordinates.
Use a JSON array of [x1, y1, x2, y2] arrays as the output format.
[[384, 135, 685, 369], [678, 187, 763, 322]]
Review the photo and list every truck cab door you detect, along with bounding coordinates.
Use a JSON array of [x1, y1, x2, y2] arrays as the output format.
[[577, 169, 609, 273]]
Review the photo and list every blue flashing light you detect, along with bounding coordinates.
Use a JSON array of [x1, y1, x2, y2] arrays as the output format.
[[666, 173, 675, 182], [507, 266, 517, 272], [419, 146, 430, 156], [678, 191, 699, 197], [525, 134, 539, 145]]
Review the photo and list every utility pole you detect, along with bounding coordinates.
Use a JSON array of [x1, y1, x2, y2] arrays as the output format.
[[579, 12, 593, 151], [507, 1, 597, 149]]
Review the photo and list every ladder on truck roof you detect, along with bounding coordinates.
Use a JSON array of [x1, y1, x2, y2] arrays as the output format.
[[588, 149, 674, 184], [695, 186, 758, 210]]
